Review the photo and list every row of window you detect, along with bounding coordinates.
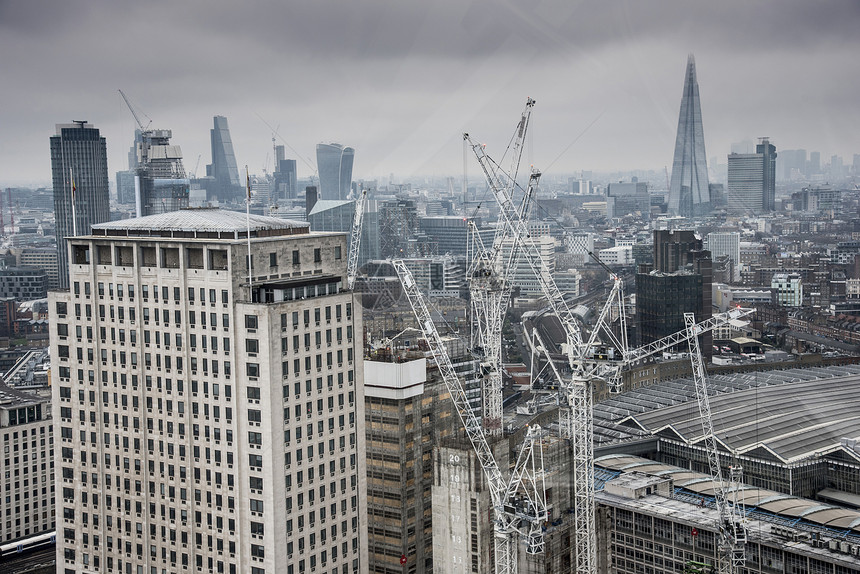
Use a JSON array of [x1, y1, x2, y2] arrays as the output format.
[[70, 282, 230, 305]]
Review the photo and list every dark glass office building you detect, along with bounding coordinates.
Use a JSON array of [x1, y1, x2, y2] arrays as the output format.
[[637, 230, 712, 357], [50, 121, 110, 288]]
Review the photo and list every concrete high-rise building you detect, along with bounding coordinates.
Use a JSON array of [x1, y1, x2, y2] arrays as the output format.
[[363, 354, 457, 573], [206, 116, 243, 202], [0, 385, 53, 544], [49, 209, 367, 574], [316, 143, 355, 201], [727, 137, 777, 214], [667, 55, 711, 217], [50, 121, 111, 289]]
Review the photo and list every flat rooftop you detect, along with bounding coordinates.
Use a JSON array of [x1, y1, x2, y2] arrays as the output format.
[[597, 453, 860, 539], [91, 208, 309, 239]]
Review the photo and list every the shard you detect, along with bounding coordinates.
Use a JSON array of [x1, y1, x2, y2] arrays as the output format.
[[667, 55, 711, 217]]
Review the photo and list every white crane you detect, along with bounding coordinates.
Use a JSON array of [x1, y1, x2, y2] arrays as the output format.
[[685, 313, 747, 574], [479, 156, 755, 574], [118, 89, 152, 132], [464, 99, 538, 436], [346, 187, 367, 290], [394, 260, 547, 574]]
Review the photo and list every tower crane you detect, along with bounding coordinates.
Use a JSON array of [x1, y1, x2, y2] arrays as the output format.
[[475, 137, 754, 574], [464, 97, 537, 436], [465, 109, 600, 573], [346, 186, 367, 290], [118, 89, 152, 132], [394, 260, 547, 574], [685, 313, 746, 574]]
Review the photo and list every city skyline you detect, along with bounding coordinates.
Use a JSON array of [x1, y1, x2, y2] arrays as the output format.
[[1, 1, 859, 187]]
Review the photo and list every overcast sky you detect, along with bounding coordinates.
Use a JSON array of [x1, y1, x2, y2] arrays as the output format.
[[1, 0, 858, 187]]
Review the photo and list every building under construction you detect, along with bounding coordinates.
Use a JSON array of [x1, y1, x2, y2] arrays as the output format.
[[131, 128, 189, 216]]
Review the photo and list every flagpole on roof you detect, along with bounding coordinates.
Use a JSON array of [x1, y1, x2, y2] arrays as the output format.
[[246, 166, 253, 300], [69, 167, 77, 236]]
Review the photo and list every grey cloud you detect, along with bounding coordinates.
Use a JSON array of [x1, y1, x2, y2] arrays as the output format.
[[0, 0, 858, 185]]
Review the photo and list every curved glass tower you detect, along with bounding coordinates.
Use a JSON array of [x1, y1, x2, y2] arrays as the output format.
[[316, 143, 354, 200]]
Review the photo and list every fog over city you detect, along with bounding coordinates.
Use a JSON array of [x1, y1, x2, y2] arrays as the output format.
[[1, 0, 858, 185]]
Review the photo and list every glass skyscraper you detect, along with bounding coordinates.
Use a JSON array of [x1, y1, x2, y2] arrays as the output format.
[[49, 121, 110, 288], [667, 55, 711, 217], [206, 115, 242, 202], [316, 143, 354, 200]]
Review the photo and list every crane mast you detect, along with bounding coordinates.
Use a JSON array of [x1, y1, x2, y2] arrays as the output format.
[[464, 98, 537, 436], [685, 313, 747, 574], [346, 187, 366, 290], [393, 260, 547, 574]]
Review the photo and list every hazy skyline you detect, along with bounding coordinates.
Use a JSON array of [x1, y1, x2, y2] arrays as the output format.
[[1, 0, 858, 187]]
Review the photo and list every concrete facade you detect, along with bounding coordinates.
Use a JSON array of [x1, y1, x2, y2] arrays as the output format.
[[0, 385, 53, 543], [49, 209, 367, 574]]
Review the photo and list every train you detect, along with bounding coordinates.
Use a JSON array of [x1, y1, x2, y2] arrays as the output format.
[[0, 531, 55, 560]]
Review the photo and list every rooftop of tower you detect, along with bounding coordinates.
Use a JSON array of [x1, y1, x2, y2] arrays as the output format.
[[90, 207, 309, 239]]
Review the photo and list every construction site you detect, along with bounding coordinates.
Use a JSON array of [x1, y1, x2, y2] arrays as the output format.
[[352, 99, 860, 574]]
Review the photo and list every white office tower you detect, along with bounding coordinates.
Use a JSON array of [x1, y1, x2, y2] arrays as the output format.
[[50, 209, 367, 574]]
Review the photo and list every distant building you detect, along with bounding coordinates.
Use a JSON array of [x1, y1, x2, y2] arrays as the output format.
[[705, 232, 740, 282], [667, 55, 711, 217], [830, 241, 860, 265], [606, 182, 649, 219], [0, 267, 48, 301], [131, 128, 189, 216], [565, 232, 594, 267], [272, 158, 298, 201], [772, 272, 803, 307], [17, 248, 59, 290], [727, 137, 777, 214], [790, 186, 841, 214], [306, 190, 379, 268], [115, 170, 136, 204], [555, 268, 582, 298], [400, 256, 465, 298], [418, 216, 478, 257], [504, 235, 555, 297], [316, 143, 355, 200], [637, 230, 712, 356], [597, 245, 633, 266], [50, 121, 111, 288], [378, 198, 420, 259], [205, 115, 243, 202], [0, 385, 53, 543], [778, 148, 808, 180]]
